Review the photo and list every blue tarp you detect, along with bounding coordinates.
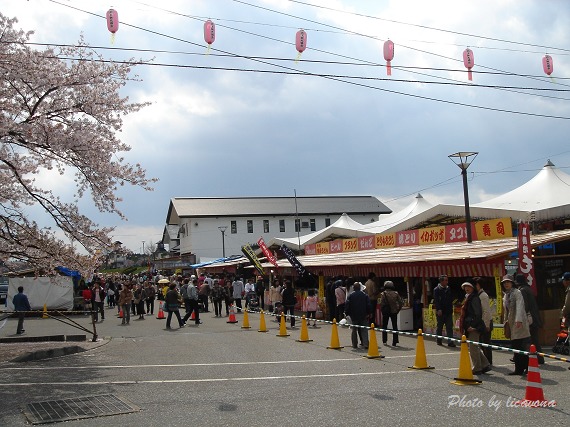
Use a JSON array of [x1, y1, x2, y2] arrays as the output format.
[[56, 266, 82, 278], [189, 255, 243, 269]]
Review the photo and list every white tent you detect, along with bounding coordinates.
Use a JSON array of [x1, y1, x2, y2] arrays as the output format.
[[474, 160, 570, 221], [266, 213, 371, 250], [6, 277, 74, 311]]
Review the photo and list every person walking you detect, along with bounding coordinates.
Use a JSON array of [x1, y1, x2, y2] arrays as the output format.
[[244, 278, 255, 309], [118, 284, 133, 325], [198, 278, 211, 313], [182, 278, 202, 325], [281, 280, 297, 328], [473, 277, 493, 365], [515, 274, 544, 364], [211, 279, 225, 317], [269, 279, 282, 320], [165, 283, 185, 329], [459, 282, 491, 375], [334, 280, 346, 322], [305, 289, 318, 327], [232, 277, 245, 312], [434, 274, 456, 347], [91, 282, 106, 322], [365, 272, 380, 324], [344, 282, 371, 349], [379, 281, 403, 346], [502, 274, 531, 376], [13, 286, 31, 335], [144, 281, 156, 315], [325, 279, 337, 322], [255, 277, 266, 310]]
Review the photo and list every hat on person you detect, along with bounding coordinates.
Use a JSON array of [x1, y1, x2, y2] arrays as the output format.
[[383, 280, 395, 289], [560, 272, 570, 281], [461, 282, 474, 290], [500, 274, 514, 284], [190, 275, 196, 279], [515, 274, 527, 286]]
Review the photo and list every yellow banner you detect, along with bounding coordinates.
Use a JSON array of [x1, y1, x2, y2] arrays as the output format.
[[418, 226, 446, 245], [316, 242, 330, 254], [475, 217, 512, 240], [375, 233, 396, 248], [343, 238, 358, 252]]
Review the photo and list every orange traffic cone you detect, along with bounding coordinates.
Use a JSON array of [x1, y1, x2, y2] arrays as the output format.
[[451, 335, 481, 385], [156, 301, 165, 319], [227, 304, 238, 324], [327, 318, 344, 350], [517, 345, 555, 407]]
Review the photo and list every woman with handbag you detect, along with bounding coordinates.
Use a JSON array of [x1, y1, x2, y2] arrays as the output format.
[[459, 282, 491, 375], [501, 275, 530, 376]]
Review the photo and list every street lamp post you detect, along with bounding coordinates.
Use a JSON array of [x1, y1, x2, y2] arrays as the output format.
[[448, 151, 478, 243], [218, 226, 228, 258]]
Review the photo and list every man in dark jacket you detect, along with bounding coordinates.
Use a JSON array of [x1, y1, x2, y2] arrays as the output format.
[[516, 274, 544, 364], [461, 282, 491, 375], [434, 275, 456, 347], [13, 286, 32, 334], [345, 282, 371, 349]]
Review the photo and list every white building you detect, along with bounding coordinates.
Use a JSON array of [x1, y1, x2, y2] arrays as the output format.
[[163, 196, 391, 262]]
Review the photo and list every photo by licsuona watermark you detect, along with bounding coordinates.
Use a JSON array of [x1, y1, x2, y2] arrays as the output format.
[[447, 395, 557, 411]]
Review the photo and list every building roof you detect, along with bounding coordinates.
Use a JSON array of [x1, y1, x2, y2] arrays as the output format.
[[166, 196, 391, 224]]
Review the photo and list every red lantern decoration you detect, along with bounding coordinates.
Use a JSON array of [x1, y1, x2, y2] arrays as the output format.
[[204, 20, 216, 46], [542, 54, 553, 76], [463, 48, 474, 81], [295, 29, 307, 63], [106, 8, 119, 34], [383, 39, 395, 76], [296, 29, 307, 54]]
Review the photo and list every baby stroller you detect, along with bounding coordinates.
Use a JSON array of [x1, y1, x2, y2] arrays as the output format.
[[246, 291, 259, 311], [552, 320, 569, 355], [273, 301, 284, 322]]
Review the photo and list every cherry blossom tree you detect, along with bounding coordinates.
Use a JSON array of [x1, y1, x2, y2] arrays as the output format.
[[0, 14, 156, 276]]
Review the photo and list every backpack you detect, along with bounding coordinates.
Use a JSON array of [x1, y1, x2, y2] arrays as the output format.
[[187, 285, 198, 301]]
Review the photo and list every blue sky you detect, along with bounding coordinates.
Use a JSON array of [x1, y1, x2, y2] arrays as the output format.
[[4, 0, 570, 253]]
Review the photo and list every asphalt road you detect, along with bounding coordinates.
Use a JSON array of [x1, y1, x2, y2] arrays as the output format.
[[0, 309, 569, 426]]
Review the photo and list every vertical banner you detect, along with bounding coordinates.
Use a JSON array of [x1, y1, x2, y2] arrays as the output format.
[[517, 222, 537, 296], [257, 237, 279, 268], [281, 244, 307, 277], [241, 244, 265, 275]]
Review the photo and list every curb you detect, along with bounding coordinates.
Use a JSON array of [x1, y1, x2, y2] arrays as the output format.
[[12, 345, 87, 363]]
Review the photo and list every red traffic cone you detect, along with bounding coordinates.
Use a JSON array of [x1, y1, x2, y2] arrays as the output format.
[[156, 301, 165, 320], [227, 304, 238, 324], [517, 345, 555, 407], [118, 308, 124, 318]]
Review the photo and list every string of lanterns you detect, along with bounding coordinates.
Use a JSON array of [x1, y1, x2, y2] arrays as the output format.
[[105, 8, 555, 78]]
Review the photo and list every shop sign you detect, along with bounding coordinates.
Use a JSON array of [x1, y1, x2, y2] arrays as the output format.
[[343, 238, 358, 252], [316, 242, 330, 254], [475, 217, 512, 240], [304, 244, 316, 255], [329, 239, 343, 253], [518, 222, 537, 296], [375, 233, 396, 248], [358, 235, 375, 251], [419, 226, 445, 245], [446, 223, 470, 242], [396, 229, 418, 246]]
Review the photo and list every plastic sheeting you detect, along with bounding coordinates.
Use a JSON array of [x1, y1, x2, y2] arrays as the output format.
[[6, 276, 74, 311]]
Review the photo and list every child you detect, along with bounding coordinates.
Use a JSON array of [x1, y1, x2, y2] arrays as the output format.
[[305, 289, 318, 327]]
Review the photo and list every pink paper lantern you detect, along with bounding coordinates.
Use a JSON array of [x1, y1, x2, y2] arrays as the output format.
[[204, 20, 216, 45], [296, 29, 307, 54], [542, 54, 553, 76], [106, 8, 119, 34], [383, 39, 395, 76], [463, 48, 474, 81]]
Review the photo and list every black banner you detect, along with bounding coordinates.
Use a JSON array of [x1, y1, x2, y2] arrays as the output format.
[[241, 244, 264, 275], [280, 244, 308, 277]]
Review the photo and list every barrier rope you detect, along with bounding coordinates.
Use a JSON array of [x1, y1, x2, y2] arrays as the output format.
[[243, 308, 570, 364]]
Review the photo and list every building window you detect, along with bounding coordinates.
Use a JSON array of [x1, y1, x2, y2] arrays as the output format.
[[325, 218, 331, 227], [247, 220, 253, 233], [310, 218, 316, 231], [231, 221, 237, 234], [263, 220, 269, 233], [295, 219, 301, 232], [279, 220, 285, 232]]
